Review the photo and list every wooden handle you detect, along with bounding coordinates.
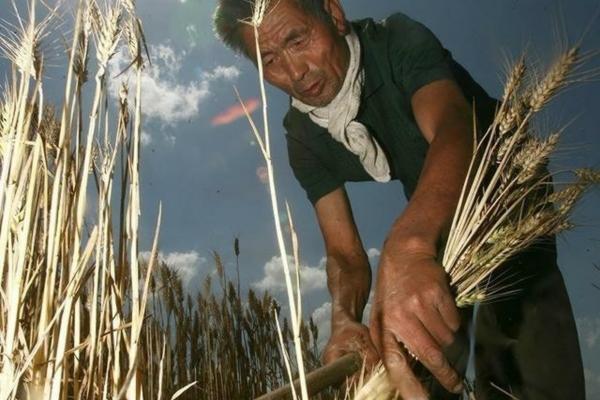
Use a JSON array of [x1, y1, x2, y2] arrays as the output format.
[[254, 352, 362, 400]]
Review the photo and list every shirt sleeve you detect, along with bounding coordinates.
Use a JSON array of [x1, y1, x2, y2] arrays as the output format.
[[385, 13, 455, 98], [285, 133, 343, 206]]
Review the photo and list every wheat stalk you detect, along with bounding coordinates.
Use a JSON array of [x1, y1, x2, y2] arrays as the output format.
[[0, 1, 168, 398], [236, 0, 311, 399]]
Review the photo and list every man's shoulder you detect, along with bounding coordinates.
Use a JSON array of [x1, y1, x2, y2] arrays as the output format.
[[352, 12, 429, 45], [283, 106, 305, 135], [352, 11, 445, 84], [381, 12, 425, 30]]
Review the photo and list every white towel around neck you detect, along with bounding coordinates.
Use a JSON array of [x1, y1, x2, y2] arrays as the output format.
[[291, 29, 391, 182]]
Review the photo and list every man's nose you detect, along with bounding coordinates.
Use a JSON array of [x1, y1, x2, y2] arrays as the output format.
[[283, 53, 308, 82]]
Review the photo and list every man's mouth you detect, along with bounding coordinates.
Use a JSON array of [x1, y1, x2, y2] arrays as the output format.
[[299, 78, 323, 98]]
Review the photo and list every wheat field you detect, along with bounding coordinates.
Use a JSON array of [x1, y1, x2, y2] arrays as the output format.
[[0, 0, 330, 399], [1, 0, 598, 399]]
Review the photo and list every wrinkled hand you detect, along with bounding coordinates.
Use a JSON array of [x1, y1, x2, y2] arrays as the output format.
[[369, 250, 462, 398], [322, 321, 379, 382]]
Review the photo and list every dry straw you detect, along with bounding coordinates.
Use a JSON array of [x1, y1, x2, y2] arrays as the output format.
[[236, 0, 314, 398], [0, 1, 328, 399], [0, 0, 164, 398], [139, 251, 324, 399], [351, 43, 600, 400]]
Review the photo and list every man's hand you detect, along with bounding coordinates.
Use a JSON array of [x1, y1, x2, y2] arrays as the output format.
[[322, 321, 379, 369], [364, 79, 473, 397], [369, 249, 463, 398]]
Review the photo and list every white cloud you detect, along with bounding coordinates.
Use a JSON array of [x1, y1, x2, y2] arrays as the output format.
[[109, 43, 240, 126], [312, 302, 332, 324], [141, 130, 152, 146], [202, 65, 241, 81], [253, 255, 327, 294], [186, 24, 198, 48], [254, 249, 380, 294], [311, 302, 332, 350], [141, 250, 207, 287], [367, 247, 380, 261], [362, 291, 374, 325], [165, 133, 176, 145], [152, 44, 184, 74]]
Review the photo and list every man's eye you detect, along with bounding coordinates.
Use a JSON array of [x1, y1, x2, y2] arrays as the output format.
[[292, 37, 307, 47]]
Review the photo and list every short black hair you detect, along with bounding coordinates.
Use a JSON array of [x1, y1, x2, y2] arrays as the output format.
[[213, 0, 333, 56]]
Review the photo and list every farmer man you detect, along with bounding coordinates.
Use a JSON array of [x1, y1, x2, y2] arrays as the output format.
[[213, 0, 584, 398]]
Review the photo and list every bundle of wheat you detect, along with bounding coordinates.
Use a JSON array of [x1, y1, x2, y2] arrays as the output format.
[[351, 44, 600, 400]]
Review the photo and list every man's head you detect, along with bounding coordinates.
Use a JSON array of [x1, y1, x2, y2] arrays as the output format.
[[213, 0, 350, 107]]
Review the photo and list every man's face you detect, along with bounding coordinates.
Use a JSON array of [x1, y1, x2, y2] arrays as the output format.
[[241, 0, 349, 107]]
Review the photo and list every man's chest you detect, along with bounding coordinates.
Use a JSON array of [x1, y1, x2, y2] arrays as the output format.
[[326, 84, 430, 188]]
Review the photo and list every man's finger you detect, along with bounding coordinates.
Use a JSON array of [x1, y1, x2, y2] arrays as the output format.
[[362, 339, 381, 370], [406, 320, 463, 394], [419, 306, 456, 347], [436, 294, 461, 333], [369, 311, 383, 354], [381, 331, 428, 399]]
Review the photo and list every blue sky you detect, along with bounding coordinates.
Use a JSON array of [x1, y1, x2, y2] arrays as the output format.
[[2, 0, 600, 395]]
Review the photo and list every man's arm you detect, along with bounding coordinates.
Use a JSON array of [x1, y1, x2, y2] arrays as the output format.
[[314, 187, 379, 368], [369, 79, 474, 397]]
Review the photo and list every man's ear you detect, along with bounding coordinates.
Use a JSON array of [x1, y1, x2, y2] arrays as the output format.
[[323, 0, 348, 36]]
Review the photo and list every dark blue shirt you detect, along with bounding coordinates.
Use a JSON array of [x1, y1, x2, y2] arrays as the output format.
[[284, 12, 497, 205]]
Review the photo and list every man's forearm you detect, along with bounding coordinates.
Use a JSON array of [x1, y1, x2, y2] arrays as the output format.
[[385, 104, 473, 256], [326, 252, 371, 328], [320, 250, 380, 369]]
